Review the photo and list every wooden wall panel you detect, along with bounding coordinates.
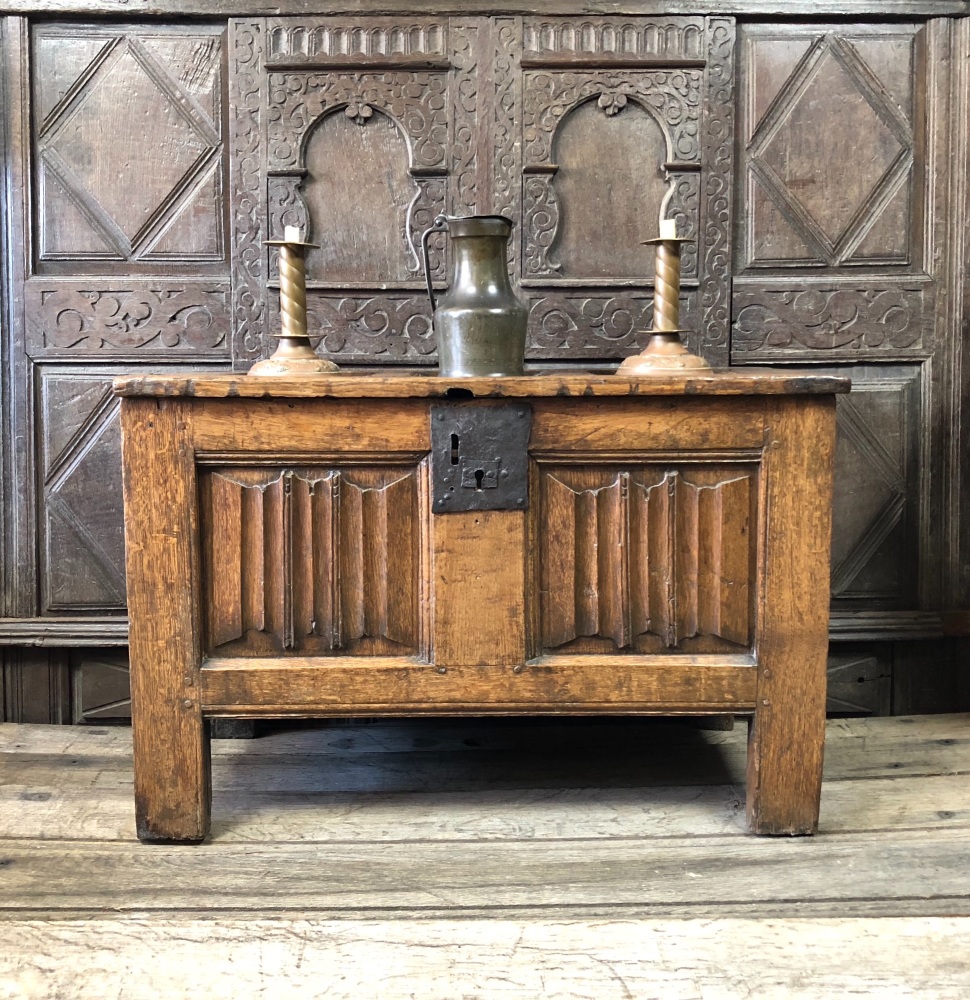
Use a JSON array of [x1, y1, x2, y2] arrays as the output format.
[[3, 10, 969, 720], [734, 23, 958, 660]]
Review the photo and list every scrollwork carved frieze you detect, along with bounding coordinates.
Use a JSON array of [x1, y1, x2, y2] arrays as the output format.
[[229, 19, 266, 361], [307, 293, 435, 359], [26, 282, 230, 355], [731, 286, 925, 357], [526, 292, 698, 358]]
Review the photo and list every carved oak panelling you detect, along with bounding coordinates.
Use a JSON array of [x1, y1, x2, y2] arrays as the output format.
[[25, 282, 229, 356], [539, 464, 755, 653], [229, 19, 266, 361], [829, 366, 921, 610], [699, 16, 735, 362], [307, 295, 435, 358], [202, 466, 420, 655], [32, 25, 226, 268], [522, 18, 705, 61], [70, 649, 131, 723], [40, 375, 126, 613], [738, 26, 921, 271], [266, 20, 446, 61], [732, 286, 926, 359], [526, 292, 698, 359], [521, 68, 701, 286], [266, 71, 448, 172]]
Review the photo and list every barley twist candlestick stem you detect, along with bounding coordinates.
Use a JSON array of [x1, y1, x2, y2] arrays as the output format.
[[249, 225, 340, 377], [617, 222, 711, 375]]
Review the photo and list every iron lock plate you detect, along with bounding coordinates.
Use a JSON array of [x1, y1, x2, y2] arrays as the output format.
[[430, 401, 532, 512]]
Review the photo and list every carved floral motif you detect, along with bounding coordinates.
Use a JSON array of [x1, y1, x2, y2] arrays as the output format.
[[27, 286, 229, 352], [267, 71, 448, 170], [731, 287, 924, 355], [306, 294, 435, 358], [527, 293, 697, 357], [523, 69, 701, 165]]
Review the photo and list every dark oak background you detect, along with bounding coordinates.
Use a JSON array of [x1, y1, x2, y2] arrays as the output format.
[[2, 1, 969, 723]]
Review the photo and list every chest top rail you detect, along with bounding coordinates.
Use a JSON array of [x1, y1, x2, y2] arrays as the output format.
[[112, 371, 851, 400]]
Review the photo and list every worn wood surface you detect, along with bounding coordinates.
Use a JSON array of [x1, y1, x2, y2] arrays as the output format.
[[114, 372, 851, 398], [117, 383, 838, 837], [2, 916, 969, 1000], [121, 399, 210, 842], [1, 714, 970, 1000], [747, 396, 836, 834], [3, 714, 970, 995], [2, 714, 969, 843]]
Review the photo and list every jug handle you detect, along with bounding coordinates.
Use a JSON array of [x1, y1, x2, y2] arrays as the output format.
[[421, 215, 449, 313]]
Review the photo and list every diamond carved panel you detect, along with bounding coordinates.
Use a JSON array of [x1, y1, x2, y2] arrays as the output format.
[[744, 31, 916, 269], [33, 26, 224, 264]]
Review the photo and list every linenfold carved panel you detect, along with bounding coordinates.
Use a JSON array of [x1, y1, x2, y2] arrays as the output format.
[[539, 465, 754, 653], [202, 466, 419, 655]]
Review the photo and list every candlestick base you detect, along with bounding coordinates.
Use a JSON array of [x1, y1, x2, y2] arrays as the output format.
[[617, 331, 711, 375], [248, 335, 340, 377]]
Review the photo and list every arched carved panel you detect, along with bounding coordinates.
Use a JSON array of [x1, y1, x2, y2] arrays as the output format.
[[545, 98, 668, 279], [302, 109, 416, 283]]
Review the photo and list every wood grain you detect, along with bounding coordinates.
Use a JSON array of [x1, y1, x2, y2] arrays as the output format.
[[432, 510, 527, 666], [747, 397, 838, 835], [2, 828, 970, 916], [113, 373, 851, 399], [121, 398, 210, 842], [198, 655, 757, 714], [3, 916, 970, 1000]]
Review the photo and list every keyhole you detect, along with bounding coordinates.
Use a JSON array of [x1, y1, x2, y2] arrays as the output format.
[[475, 469, 485, 489], [450, 433, 459, 465]]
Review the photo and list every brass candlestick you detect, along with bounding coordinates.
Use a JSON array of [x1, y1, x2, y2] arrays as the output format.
[[618, 220, 711, 375], [249, 225, 339, 376]]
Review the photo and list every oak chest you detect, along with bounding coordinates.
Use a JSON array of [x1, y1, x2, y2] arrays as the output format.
[[116, 371, 848, 841]]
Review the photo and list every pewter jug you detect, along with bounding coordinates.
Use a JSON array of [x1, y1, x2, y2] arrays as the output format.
[[421, 214, 528, 377]]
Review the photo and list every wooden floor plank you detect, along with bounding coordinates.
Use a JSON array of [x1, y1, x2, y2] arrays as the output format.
[[2, 828, 969, 918], [3, 773, 970, 844], [3, 916, 970, 1000]]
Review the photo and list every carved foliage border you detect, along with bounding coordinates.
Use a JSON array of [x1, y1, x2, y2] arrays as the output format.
[[699, 16, 735, 363], [266, 71, 449, 171], [229, 19, 266, 362], [731, 286, 925, 357], [25, 282, 230, 355], [523, 68, 702, 165]]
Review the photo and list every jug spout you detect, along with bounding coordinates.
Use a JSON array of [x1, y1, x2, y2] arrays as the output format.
[[421, 214, 528, 378]]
